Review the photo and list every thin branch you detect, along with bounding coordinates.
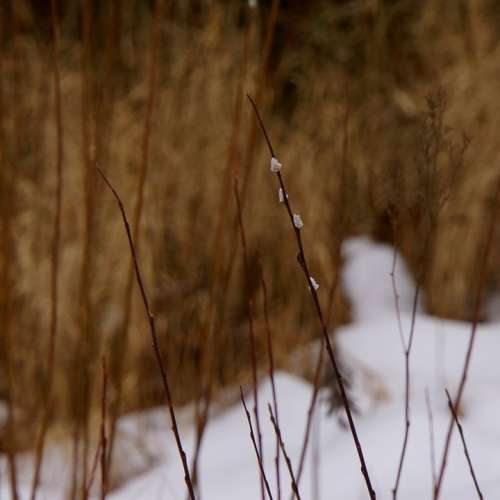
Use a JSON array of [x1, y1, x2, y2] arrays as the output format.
[[247, 94, 376, 500], [424, 388, 437, 492], [392, 280, 421, 500], [107, 0, 163, 467], [30, 0, 63, 496], [100, 357, 108, 500], [434, 176, 500, 499], [444, 389, 483, 499], [268, 404, 302, 500], [234, 177, 265, 500], [240, 388, 274, 500], [257, 256, 282, 500], [82, 441, 102, 499], [97, 167, 196, 500], [188, 7, 256, 493], [295, 107, 349, 495]]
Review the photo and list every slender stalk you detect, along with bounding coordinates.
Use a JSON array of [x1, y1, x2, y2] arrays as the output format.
[[97, 167, 196, 500], [248, 95, 376, 500], [424, 388, 437, 492], [234, 178, 265, 500], [73, 0, 95, 494], [0, 4, 19, 497], [294, 106, 349, 492], [100, 358, 108, 500], [257, 256, 281, 500], [444, 389, 483, 499], [240, 388, 274, 500], [82, 441, 102, 499], [434, 176, 500, 499], [30, 0, 63, 496], [392, 279, 421, 499], [188, 6, 256, 492], [107, 0, 163, 468], [268, 405, 302, 500]]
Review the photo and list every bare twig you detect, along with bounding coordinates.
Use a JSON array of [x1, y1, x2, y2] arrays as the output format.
[[30, 0, 63, 496], [257, 256, 282, 500], [392, 276, 421, 500], [295, 107, 350, 494], [75, 0, 95, 492], [97, 167, 196, 500], [234, 177, 265, 500], [247, 95, 376, 500], [444, 389, 483, 499], [434, 176, 500, 499], [189, 10, 257, 488], [240, 388, 274, 500], [107, 0, 163, 467], [424, 388, 437, 491], [0, 4, 19, 496], [82, 441, 102, 499], [100, 357, 108, 500], [268, 404, 302, 500], [189, 8, 255, 493]]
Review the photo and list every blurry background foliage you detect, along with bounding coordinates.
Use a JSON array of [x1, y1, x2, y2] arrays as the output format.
[[0, 0, 500, 451]]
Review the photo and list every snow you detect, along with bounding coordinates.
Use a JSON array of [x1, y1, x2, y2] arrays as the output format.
[[2, 236, 499, 499]]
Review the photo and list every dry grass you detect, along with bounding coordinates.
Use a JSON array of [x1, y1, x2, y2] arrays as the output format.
[[1, 0, 500, 493]]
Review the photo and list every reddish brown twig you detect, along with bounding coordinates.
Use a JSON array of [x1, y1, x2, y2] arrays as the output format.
[[82, 441, 102, 499], [240, 388, 274, 500], [189, 8, 256, 491], [74, 0, 95, 492], [295, 108, 349, 495], [247, 95, 376, 500], [100, 357, 108, 500], [107, 0, 163, 468], [30, 1, 63, 497], [234, 177, 265, 500], [434, 176, 500, 499], [268, 404, 302, 500], [257, 256, 282, 500], [444, 389, 483, 499], [0, 5, 20, 496], [424, 388, 437, 491], [97, 167, 196, 500]]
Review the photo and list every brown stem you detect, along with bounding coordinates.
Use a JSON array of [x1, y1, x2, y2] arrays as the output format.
[[188, 7, 256, 492], [30, 0, 63, 496], [444, 389, 483, 499], [107, 0, 163, 467], [73, 0, 95, 494], [0, 5, 19, 496], [248, 94, 376, 500], [97, 167, 196, 500], [434, 176, 500, 499], [294, 107, 349, 496], [268, 404, 302, 500], [82, 441, 102, 499], [100, 357, 108, 500], [240, 388, 274, 500], [424, 388, 437, 492], [234, 177, 265, 500], [257, 256, 282, 500]]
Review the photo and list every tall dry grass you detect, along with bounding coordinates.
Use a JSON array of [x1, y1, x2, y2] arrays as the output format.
[[0, 0, 500, 493]]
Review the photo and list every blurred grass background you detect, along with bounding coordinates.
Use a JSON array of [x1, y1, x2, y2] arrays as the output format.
[[0, 0, 500, 491]]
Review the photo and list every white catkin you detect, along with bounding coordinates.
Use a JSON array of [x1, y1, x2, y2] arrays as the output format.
[[270, 157, 282, 172], [278, 188, 288, 203], [293, 214, 303, 229], [309, 276, 320, 291]]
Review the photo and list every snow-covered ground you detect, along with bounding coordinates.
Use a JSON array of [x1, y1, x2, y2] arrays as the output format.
[[2, 237, 499, 499]]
